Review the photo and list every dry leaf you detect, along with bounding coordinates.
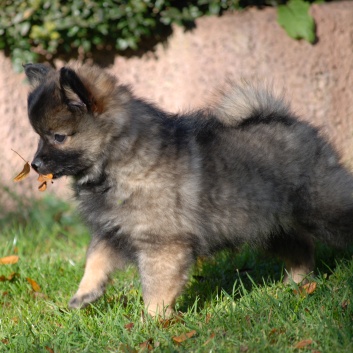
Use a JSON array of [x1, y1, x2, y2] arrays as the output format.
[[12, 150, 31, 182], [32, 292, 48, 299], [139, 338, 153, 351], [1, 339, 9, 344], [124, 322, 134, 331], [38, 174, 53, 182], [38, 181, 47, 191], [294, 339, 313, 349], [302, 282, 317, 295], [37, 174, 53, 191], [293, 282, 317, 296], [159, 313, 184, 328], [202, 332, 215, 346], [341, 300, 349, 310], [0, 272, 19, 282], [26, 277, 41, 292], [45, 346, 54, 353], [12, 150, 54, 191], [13, 162, 31, 182], [117, 343, 137, 353], [0, 255, 19, 265], [172, 330, 197, 344]]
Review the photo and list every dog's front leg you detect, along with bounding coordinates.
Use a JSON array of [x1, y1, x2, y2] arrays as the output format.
[[138, 244, 194, 317], [69, 237, 126, 309]]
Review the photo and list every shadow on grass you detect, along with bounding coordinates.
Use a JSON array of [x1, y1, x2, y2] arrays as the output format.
[[179, 244, 353, 313]]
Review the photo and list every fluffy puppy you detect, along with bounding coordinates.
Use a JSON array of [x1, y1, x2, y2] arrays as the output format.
[[24, 62, 353, 316]]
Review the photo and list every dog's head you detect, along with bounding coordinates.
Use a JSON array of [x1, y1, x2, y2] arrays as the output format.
[[24, 63, 131, 179]]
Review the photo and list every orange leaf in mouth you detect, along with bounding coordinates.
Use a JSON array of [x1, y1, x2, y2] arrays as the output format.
[[38, 174, 53, 191], [13, 162, 31, 182], [37, 174, 54, 182], [12, 149, 55, 191], [38, 181, 47, 191]]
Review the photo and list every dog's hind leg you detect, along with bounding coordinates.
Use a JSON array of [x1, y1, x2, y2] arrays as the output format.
[[69, 237, 126, 309], [137, 243, 194, 317], [267, 230, 315, 284]]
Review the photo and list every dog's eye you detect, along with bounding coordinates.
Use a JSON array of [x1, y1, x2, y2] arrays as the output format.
[[54, 134, 67, 143]]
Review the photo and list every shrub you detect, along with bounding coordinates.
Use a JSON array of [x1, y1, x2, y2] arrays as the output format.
[[0, 0, 327, 71]]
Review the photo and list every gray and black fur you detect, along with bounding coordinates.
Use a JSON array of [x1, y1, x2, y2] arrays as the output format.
[[24, 62, 353, 316]]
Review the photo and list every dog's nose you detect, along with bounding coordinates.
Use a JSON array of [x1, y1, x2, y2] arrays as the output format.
[[31, 157, 43, 172]]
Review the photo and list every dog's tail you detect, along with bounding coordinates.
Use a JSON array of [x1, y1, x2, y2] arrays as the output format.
[[213, 81, 291, 126]]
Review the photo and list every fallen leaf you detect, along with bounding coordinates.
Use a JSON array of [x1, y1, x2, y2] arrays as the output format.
[[38, 181, 47, 191], [0, 272, 19, 281], [203, 332, 215, 346], [124, 322, 134, 331], [1, 339, 9, 344], [302, 282, 317, 295], [32, 291, 48, 299], [159, 312, 184, 328], [240, 345, 249, 352], [294, 339, 313, 349], [172, 330, 197, 344], [205, 313, 212, 324], [45, 346, 54, 353], [139, 338, 153, 351], [341, 300, 349, 310], [293, 282, 317, 296], [117, 343, 137, 353], [0, 255, 19, 265], [26, 277, 41, 292]]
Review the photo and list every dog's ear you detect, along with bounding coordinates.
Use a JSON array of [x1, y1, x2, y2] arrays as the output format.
[[59, 67, 92, 113], [24, 63, 53, 89]]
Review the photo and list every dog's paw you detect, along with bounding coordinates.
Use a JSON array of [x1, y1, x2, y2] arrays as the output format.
[[68, 289, 103, 309]]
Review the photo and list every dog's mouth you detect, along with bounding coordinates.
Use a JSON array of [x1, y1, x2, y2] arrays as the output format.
[[52, 172, 63, 179]]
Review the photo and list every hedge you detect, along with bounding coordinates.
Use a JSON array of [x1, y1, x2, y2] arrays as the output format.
[[0, 0, 327, 71]]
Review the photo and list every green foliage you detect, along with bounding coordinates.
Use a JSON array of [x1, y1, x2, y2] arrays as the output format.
[[0, 0, 241, 71], [277, 0, 316, 43], [0, 0, 330, 71]]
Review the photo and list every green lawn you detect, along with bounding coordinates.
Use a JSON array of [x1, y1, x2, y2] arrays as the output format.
[[1, 195, 353, 352]]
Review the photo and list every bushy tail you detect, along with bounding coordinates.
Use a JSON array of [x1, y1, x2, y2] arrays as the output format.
[[213, 80, 291, 126], [311, 164, 353, 247]]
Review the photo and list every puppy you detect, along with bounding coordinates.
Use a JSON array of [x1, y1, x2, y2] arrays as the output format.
[[24, 62, 353, 316]]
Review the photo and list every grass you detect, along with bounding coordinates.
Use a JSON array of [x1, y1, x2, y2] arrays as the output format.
[[1, 194, 353, 352]]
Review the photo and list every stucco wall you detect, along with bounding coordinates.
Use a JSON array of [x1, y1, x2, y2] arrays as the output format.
[[1, 1, 353, 212]]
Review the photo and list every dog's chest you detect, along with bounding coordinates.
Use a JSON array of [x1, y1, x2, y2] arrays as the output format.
[[75, 168, 201, 242]]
